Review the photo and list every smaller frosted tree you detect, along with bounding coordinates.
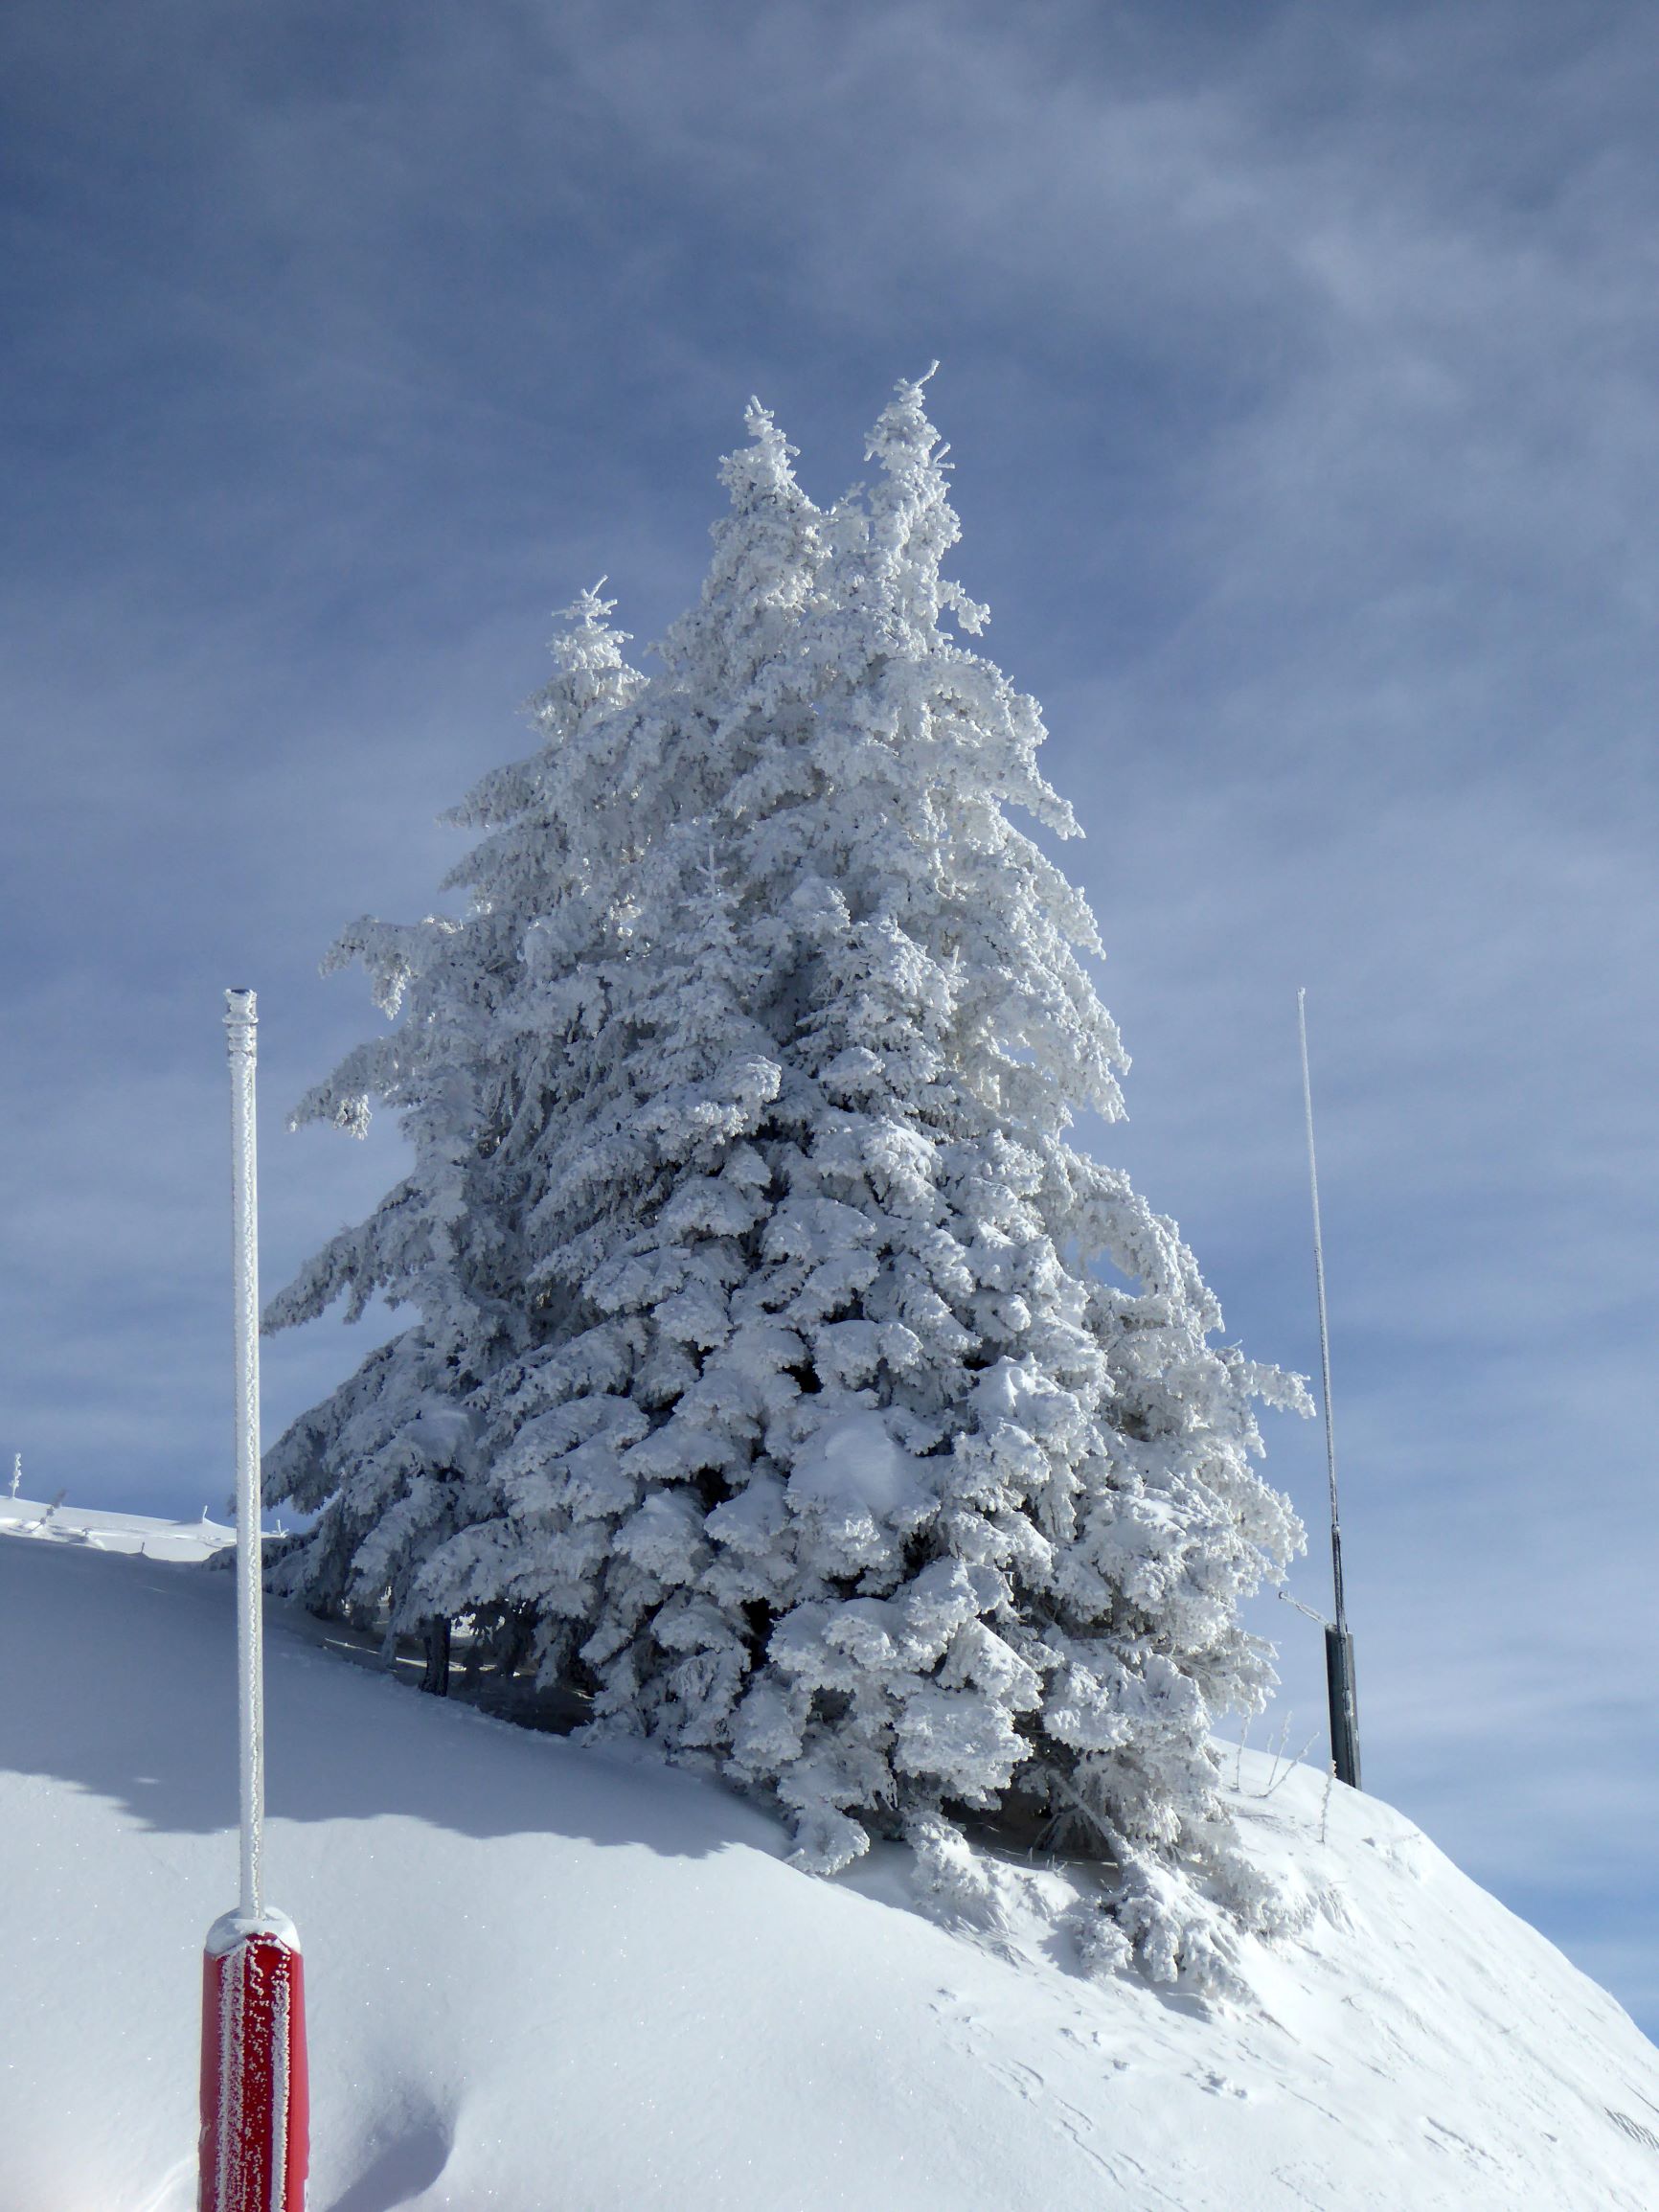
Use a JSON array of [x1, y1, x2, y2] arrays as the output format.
[[262, 586, 651, 1628], [266, 382, 1307, 1995]]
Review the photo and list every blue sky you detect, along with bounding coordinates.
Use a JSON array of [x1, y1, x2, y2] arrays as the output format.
[[4, 2, 1657, 2034]]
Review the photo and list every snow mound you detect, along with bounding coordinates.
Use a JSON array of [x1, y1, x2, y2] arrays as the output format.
[[785, 1408, 934, 1521], [2, 1517, 1656, 2209], [0, 1490, 233, 1560]]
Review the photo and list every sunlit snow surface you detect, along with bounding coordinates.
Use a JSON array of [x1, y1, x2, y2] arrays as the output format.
[[2, 1502, 1657, 2210], [0, 1491, 234, 1560]]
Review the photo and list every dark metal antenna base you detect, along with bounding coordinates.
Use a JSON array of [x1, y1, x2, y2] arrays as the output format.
[[1325, 1621, 1362, 1790]]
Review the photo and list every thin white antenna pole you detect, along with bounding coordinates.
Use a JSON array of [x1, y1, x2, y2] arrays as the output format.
[[1298, 988, 1348, 1630], [1298, 988, 1362, 1788], [225, 988, 264, 1922]]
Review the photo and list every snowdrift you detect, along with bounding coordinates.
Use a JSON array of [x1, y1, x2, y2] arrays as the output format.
[[2, 1506, 1656, 2210]]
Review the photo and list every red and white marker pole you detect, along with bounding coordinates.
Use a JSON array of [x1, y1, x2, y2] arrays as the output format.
[[199, 989, 309, 2212]]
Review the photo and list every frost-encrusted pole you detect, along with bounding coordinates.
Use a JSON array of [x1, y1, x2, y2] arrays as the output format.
[[227, 988, 265, 1920], [198, 988, 309, 2212], [1299, 989, 1363, 1791]]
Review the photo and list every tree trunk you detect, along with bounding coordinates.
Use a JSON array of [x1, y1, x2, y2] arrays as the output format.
[[419, 1616, 451, 1696]]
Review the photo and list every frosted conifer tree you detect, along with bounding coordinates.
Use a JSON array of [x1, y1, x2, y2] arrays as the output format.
[[266, 379, 1307, 1992]]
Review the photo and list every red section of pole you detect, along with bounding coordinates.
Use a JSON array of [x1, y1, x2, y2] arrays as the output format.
[[198, 1925, 309, 2212]]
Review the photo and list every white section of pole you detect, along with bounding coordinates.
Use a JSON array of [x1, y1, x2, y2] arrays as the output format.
[[225, 988, 264, 1925], [1297, 988, 1348, 1632]]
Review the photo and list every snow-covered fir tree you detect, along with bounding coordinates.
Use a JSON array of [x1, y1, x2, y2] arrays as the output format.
[[265, 376, 1307, 1992]]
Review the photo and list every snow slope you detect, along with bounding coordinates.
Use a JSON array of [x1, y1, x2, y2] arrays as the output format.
[[3, 1506, 1657, 2211]]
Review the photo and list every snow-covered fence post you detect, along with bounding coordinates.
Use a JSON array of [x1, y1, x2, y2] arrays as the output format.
[[199, 989, 309, 2212]]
